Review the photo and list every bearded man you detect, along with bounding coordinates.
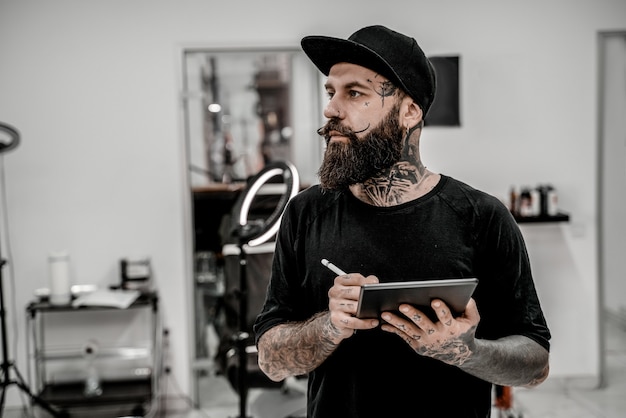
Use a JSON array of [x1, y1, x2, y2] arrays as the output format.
[[253, 25, 551, 418]]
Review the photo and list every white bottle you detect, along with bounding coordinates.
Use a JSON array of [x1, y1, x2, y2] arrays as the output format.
[[547, 188, 559, 216], [48, 250, 71, 305], [530, 188, 541, 217], [83, 339, 102, 397]]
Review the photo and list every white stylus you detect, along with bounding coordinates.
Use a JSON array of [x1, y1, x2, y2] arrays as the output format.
[[321, 259, 347, 276]]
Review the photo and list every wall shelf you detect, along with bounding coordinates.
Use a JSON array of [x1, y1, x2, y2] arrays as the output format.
[[514, 212, 570, 224]]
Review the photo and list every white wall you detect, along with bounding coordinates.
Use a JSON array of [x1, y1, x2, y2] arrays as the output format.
[[0, 0, 625, 408]]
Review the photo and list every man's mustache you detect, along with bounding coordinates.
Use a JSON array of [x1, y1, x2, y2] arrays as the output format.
[[317, 119, 370, 143], [317, 119, 354, 139]]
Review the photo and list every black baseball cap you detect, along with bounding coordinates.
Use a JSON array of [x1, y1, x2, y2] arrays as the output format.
[[301, 25, 437, 115]]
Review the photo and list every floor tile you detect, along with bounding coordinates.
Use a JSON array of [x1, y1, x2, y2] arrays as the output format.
[[9, 317, 625, 417]]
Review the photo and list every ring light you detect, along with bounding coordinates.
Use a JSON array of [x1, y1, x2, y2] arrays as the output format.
[[235, 160, 299, 247], [0, 122, 20, 153]]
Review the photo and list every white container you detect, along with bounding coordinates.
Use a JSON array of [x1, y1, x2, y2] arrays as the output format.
[[530, 189, 541, 217], [547, 190, 559, 216], [48, 250, 71, 305]]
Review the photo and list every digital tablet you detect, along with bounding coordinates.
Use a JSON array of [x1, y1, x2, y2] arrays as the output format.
[[355, 278, 478, 319]]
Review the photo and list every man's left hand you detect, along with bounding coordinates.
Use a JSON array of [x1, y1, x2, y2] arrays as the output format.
[[380, 298, 480, 366]]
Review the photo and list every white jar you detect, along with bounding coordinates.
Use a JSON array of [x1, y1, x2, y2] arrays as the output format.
[[48, 250, 71, 305], [547, 189, 559, 216]]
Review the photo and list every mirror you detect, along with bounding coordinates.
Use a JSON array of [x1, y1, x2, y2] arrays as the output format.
[[182, 47, 322, 187], [180, 47, 322, 404]]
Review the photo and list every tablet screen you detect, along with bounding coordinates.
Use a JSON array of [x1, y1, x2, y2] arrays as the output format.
[[355, 278, 478, 319]]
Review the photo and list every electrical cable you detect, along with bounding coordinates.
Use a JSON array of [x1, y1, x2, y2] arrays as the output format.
[[151, 312, 212, 418]]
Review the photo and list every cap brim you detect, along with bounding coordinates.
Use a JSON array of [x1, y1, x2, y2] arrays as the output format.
[[301, 35, 397, 81]]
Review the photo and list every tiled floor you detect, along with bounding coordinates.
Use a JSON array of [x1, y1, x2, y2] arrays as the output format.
[[509, 316, 626, 418], [186, 315, 626, 418], [9, 316, 625, 417]]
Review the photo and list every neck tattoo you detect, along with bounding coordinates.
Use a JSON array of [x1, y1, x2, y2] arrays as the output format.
[[360, 165, 430, 207]]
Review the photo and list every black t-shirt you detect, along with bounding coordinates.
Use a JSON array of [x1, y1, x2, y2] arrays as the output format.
[[254, 175, 551, 418]]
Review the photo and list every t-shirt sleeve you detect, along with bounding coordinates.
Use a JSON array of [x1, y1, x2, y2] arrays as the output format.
[[473, 197, 551, 351]]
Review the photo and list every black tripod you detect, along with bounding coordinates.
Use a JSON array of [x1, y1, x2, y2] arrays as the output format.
[[0, 260, 65, 417], [0, 122, 64, 416]]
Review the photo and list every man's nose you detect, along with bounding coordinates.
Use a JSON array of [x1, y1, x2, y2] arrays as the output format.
[[323, 100, 343, 119]]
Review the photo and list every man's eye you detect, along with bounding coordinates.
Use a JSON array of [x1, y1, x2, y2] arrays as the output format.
[[348, 90, 362, 98], [326, 91, 335, 100]]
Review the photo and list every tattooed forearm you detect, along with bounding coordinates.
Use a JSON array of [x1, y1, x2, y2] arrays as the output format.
[[457, 335, 550, 387], [417, 339, 473, 365], [257, 311, 341, 382]]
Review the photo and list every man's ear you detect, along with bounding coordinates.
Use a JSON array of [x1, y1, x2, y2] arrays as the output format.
[[400, 98, 424, 129]]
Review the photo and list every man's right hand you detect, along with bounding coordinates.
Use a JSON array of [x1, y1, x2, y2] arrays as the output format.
[[327, 272, 380, 340]]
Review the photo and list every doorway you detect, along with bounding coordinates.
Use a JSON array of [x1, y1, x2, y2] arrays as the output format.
[[180, 46, 322, 404], [597, 31, 626, 388]]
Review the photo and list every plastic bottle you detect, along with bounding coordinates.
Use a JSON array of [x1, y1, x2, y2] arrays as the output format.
[[519, 188, 532, 217], [83, 339, 103, 397], [547, 186, 558, 216]]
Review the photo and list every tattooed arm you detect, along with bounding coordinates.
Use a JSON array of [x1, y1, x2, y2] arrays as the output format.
[[257, 273, 380, 382], [257, 311, 341, 381], [459, 334, 549, 387], [381, 298, 549, 387]]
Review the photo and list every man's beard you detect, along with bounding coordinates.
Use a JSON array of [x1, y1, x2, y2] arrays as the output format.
[[317, 104, 404, 191]]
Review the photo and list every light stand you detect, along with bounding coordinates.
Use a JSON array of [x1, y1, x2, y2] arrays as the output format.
[[0, 122, 65, 417], [229, 161, 299, 418], [231, 222, 262, 418]]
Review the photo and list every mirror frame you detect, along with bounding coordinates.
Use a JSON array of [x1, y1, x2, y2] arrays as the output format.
[[179, 45, 323, 404]]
